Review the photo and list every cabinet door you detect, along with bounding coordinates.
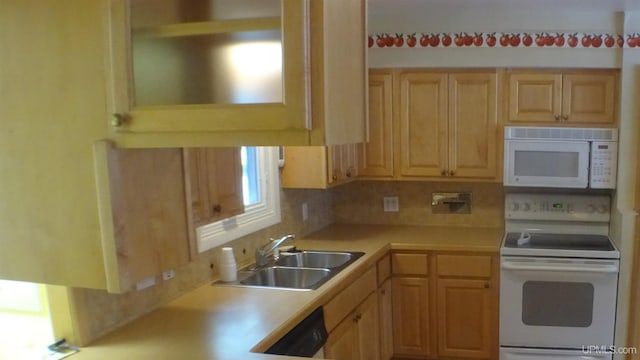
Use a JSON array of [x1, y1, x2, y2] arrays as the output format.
[[399, 72, 448, 177], [562, 73, 616, 125], [378, 279, 394, 360], [342, 143, 359, 180], [358, 292, 380, 360], [328, 145, 343, 185], [103, 145, 191, 292], [108, 0, 309, 138], [185, 148, 244, 226], [392, 277, 433, 356], [448, 73, 498, 179], [508, 73, 562, 123], [325, 312, 360, 360], [361, 71, 394, 178], [436, 278, 493, 359]]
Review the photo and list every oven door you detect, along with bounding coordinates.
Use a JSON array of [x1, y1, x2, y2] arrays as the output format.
[[504, 140, 589, 188], [500, 257, 619, 349]]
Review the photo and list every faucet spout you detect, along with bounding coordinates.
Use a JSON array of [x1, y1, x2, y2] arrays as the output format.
[[255, 234, 296, 267]]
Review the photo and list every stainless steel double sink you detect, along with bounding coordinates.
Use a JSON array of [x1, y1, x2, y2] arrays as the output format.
[[217, 251, 364, 291]]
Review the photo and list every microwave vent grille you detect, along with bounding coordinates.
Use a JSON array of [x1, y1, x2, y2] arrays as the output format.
[[506, 127, 618, 141]]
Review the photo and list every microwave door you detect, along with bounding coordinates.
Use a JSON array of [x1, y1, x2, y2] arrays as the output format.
[[504, 141, 590, 188]]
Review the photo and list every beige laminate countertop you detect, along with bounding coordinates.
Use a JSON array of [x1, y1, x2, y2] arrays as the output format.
[[73, 224, 503, 360]]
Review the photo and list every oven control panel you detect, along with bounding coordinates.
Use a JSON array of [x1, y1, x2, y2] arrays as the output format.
[[505, 193, 610, 222]]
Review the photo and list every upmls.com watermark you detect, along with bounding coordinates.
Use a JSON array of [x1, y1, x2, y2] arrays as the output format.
[[582, 345, 638, 355]]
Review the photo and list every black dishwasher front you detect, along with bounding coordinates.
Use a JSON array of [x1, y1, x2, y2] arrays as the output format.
[[265, 307, 328, 357]]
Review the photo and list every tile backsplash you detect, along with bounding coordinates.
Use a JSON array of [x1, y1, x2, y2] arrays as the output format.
[[332, 180, 504, 228], [67, 180, 503, 345], [68, 187, 332, 345]]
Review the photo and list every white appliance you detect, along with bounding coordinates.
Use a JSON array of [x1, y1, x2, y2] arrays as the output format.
[[500, 193, 620, 360], [504, 126, 618, 189]]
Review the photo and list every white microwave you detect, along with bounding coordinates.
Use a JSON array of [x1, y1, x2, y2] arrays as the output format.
[[504, 127, 618, 189]]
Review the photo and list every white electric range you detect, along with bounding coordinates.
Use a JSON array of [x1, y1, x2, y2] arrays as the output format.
[[500, 193, 620, 360]]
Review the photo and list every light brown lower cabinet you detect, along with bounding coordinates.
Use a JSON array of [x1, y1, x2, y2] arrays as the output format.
[[325, 290, 380, 360], [388, 251, 499, 360], [378, 279, 393, 360]]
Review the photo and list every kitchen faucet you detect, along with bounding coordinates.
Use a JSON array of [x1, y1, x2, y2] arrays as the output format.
[[255, 234, 296, 267]]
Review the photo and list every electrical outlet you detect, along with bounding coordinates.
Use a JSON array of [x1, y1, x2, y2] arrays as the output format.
[[162, 269, 175, 281], [302, 202, 309, 221], [383, 196, 399, 212]]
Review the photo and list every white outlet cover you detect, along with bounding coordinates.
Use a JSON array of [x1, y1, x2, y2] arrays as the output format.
[[162, 269, 175, 281], [383, 197, 399, 212], [136, 276, 156, 291]]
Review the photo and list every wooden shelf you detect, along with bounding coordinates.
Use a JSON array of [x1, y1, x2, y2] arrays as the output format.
[[133, 17, 281, 39]]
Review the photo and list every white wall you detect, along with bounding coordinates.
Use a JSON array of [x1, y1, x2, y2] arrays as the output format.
[[369, 2, 621, 68]]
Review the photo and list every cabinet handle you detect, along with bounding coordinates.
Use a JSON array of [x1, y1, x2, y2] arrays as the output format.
[[562, 115, 569, 121], [112, 113, 127, 127], [212, 204, 222, 213], [380, 289, 386, 295], [484, 282, 490, 289], [353, 314, 362, 323], [449, 170, 455, 176], [441, 170, 447, 176], [554, 115, 560, 121], [332, 174, 338, 181], [346, 170, 352, 178]]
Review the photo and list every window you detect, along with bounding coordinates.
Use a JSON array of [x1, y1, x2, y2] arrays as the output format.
[[196, 146, 281, 253]]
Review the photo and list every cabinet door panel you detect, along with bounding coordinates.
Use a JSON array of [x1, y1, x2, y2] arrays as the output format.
[[205, 147, 244, 221], [361, 71, 394, 177], [436, 278, 493, 359], [562, 73, 616, 125], [392, 277, 432, 356], [399, 73, 448, 177], [325, 313, 360, 360], [185, 148, 210, 224], [448, 73, 498, 178], [508, 73, 562, 123], [358, 292, 380, 360]]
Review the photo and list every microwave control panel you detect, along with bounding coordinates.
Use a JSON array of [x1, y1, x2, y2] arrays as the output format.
[[505, 193, 611, 222], [590, 141, 617, 189]]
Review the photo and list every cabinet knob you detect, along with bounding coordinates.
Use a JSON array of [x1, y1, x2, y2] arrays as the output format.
[[111, 113, 127, 127], [441, 170, 447, 176], [484, 282, 490, 289], [332, 174, 338, 181], [555, 115, 560, 121], [562, 115, 569, 121], [212, 204, 222, 213], [346, 170, 352, 178], [353, 314, 362, 323], [449, 170, 455, 176], [380, 289, 386, 295]]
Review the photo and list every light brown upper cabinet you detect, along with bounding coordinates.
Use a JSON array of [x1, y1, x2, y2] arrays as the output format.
[[507, 70, 618, 126], [399, 71, 498, 180], [184, 148, 244, 227], [107, 0, 367, 147], [280, 144, 360, 189], [360, 70, 394, 178]]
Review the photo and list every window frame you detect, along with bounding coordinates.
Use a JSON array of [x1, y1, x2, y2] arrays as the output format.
[[195, 147, 281, 253]]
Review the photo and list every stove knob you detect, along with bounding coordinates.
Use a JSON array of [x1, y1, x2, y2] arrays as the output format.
[[597, 205, 608, 214], [522, 203, 531, 212], [586, 204, 596, 214], [509, 202, 520, 211]]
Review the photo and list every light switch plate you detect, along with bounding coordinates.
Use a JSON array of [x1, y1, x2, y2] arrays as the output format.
[[383, 196, 399, 212]]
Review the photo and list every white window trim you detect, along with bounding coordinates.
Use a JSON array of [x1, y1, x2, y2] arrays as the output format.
[[196, 147, 281, 253]]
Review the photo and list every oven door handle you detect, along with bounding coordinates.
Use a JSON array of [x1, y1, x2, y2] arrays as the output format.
[[501, 261, 619, 273]]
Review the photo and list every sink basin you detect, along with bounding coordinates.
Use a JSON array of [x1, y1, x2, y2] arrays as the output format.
[[275, 251, 364, 269], [240, 266, 331, 290]]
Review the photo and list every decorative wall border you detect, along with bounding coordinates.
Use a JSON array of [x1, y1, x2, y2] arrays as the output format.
[[368, 32, 640, 49]]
